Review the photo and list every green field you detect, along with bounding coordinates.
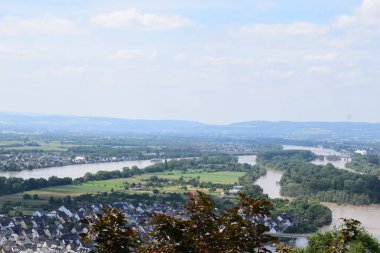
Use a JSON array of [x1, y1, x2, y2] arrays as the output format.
[[0, 140, 79, 151], [0, 170, 244, 208], [128, 170, 245, 184]]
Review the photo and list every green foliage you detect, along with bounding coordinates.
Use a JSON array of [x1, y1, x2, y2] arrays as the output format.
[[22, 193, 32, 200], [238, 165, 267, 185], [0, 156, 252, 198], [81, 207, 140, 253], [0, 176, 72, 196], [257, 150, 316, 164], [0, 201, 13, 214], [241, 184, 266, 198], [237, 156, 331, 233], [257, 150, 380, 205], [277, 219, 380, 253], [346, 154, 380, 176], [273, 198, 332, 233], [303, 219, 380, 253], [140, 191, 277, 253], [78, 193, 380, 253]]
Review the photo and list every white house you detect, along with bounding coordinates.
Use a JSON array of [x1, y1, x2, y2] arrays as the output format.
[[355, 150, 367, 156]]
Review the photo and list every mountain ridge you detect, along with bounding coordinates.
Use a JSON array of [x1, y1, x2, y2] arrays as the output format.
[[1, 112, 380, 140]]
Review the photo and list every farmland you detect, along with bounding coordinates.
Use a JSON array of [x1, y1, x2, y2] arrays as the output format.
[[0, 170, 244, 210]]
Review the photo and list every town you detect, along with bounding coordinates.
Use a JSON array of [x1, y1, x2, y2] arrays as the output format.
[[0, 199, 297, 253]]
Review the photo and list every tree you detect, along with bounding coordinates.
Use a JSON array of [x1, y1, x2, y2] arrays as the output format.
[[140, 191, 278, 253], [286, 219, 380, 253], [79, 192, 380, 253], [242, 184, 264, 198], [81, 208, 140, 253], [23, 193, 32, 200], [1, 201, 13, 214]]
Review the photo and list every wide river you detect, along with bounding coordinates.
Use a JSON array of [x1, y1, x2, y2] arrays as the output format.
[[238, 147, 380, 242], [0, 160, 156, 179]]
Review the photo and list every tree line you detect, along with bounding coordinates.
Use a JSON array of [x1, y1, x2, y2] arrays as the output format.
[[346, 153, 380, 176], [238, 165, 331, 233], [0, 176, 72, 195], [0, 156, 260, 196], [80, 192, 379, 253], [257, 150, 380, 205]]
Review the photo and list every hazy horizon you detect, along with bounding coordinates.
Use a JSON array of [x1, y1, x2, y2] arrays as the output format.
[[1, 0, 380, 124], [2, 110, 380, 125]]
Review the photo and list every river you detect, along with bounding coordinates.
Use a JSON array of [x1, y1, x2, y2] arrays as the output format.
[[282, 145, 341, 156], [0, 160, 156, 179], [283, 144, 352, 170], [238, 147, 380, 242]]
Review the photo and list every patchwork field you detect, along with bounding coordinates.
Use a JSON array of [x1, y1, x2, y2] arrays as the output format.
[[123, 170, 245, 184], [0, 140, 79, 151], [0, 170, 244, 208]]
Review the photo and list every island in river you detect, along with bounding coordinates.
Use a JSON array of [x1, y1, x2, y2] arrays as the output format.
[[244, 146, 380, 241]]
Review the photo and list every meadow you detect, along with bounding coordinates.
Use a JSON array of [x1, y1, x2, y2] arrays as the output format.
[[0, 140, 79, 151], [0, 170, 244, 210]]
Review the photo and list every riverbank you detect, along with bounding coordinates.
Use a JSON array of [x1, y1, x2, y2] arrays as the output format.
[[0, 159, 157, 179], [253, 146, 380, 241]]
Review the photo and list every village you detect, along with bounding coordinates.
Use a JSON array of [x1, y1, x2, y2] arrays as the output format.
[[0, 151, 141, 172], [0, 199, 297, 253]]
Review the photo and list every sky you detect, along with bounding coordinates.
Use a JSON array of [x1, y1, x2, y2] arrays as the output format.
[[0, 0, 379, 124]]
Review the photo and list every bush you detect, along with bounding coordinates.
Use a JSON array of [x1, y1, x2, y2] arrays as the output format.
[[23, 193, 32, 200]]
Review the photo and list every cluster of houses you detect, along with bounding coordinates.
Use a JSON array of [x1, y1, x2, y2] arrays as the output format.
[[0, 205, 89, 253], [0, 151, 142, 171], [198, 142, 255, 155], [265, 213, 296, 234], [0, 199, 296, 252], [0, 151, 72, 171], [227, 186, 296, 234], [0, 201, 182, 253]]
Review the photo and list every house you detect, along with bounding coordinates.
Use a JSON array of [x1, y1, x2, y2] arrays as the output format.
[[0, 232, 9, 246], [32, 211, 43, 218], [58, 206, 73, 218], [355, 150, 367, 156], [228, 185, 243, 194], [47, 211, 57, 218], [269, 227, 277, 234], [9, 233, 19, 242]]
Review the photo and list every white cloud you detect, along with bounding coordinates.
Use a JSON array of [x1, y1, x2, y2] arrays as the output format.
[[198, 56, 252, 66], [303, 53, 338, 62], [236, 22, 327, 37], [174, 52, 188, 61], [112, 49, 157, 60], [334, 0, 380, 27], [0, 15, 80, 35], [91, 9, 195, 31], [49, 65, 89, 77], [267, 70, 296, 78], [307, 66, 333, 74], [0, 44, 52, 60], [174, 53, 252, 66]]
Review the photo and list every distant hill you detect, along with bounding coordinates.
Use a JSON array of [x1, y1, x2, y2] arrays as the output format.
[[0, 112, 380, 140]]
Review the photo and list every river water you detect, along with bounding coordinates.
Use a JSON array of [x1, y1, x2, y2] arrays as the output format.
[[282, 145, 341, 156], [239, 147, 380, 242], [0, 160, 156, 179], [283, 145, 353, 171]]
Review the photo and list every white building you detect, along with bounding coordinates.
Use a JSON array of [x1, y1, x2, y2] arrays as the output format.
[[355, 150, 367, 156]]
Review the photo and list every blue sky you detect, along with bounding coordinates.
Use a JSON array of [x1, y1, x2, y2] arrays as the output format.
[[0, 0, 379, 124]]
